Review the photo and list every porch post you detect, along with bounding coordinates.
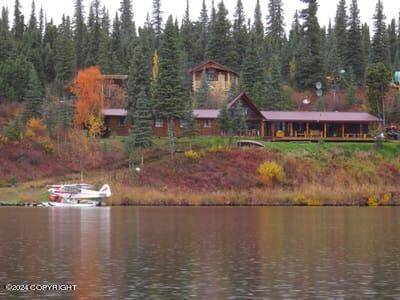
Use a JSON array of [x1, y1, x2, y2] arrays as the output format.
[[260, 120, 265, 137], [306, 122, 309, 137], [271, 123, 275, 137], [324, 123, 327, 138], [290, 123, 293, 137], [359, 124, 363, 138], [342, 123, 345, 138]]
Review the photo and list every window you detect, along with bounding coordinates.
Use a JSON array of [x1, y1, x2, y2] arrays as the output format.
[[155, 119, 163, 128], [118, 117, 125, 127], [204, 120, 212, 128], [206, 69, 218, 81], [180, 120, 187, 128]]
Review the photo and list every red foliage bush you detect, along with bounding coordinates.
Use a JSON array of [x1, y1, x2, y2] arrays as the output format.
[[138, 149, 285, 191]]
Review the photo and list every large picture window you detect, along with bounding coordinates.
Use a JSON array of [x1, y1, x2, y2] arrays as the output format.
[[204, 120, 212, 128]]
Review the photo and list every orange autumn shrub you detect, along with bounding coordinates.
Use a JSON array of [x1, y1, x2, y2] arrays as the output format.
[[71, 66, 104, 129]]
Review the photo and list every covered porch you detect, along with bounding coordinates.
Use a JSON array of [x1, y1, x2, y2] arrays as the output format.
[[267, 122, 376, 142], [262, 111, 381, 142]]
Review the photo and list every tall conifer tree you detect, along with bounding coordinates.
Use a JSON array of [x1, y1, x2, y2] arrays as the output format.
[[334, 0, 348, 69], [206, 1, 236, 69], [154, 16, 186, 158], [152, 0, 162, 48], [371, 0, 390, 66], [23, 66, 43, 120], [347, 0, 364, 81], [73, 0, 86, 69], [295, 0, 324, 90], [233, 0, 247, 68]]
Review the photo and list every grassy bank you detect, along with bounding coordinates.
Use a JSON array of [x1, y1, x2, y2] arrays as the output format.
[[1, 138, 399, 206]]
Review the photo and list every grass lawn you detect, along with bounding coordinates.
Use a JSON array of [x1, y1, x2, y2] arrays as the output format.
[[264, 140, 400, 157], [104, 134, 400, 158]]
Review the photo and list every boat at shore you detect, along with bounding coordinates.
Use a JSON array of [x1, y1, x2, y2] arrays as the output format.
[[44, 184, 112, 207]]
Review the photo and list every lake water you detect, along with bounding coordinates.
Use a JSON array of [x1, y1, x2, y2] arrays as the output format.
[[0, 207, 400, 299]]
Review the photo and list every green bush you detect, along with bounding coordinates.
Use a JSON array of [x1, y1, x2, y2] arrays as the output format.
[[3, 116, 23, 141]]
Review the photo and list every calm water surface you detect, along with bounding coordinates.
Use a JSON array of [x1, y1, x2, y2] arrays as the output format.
[[0, 207, 400, 299]]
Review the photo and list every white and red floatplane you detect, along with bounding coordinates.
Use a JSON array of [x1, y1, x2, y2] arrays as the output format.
[[43, 184, 112, 207]]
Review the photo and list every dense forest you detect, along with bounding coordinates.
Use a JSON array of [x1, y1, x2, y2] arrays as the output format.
[[0, 0, 399, 122]]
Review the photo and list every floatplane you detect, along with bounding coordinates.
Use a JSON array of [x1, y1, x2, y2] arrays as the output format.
[[43, 184, 112, 207]]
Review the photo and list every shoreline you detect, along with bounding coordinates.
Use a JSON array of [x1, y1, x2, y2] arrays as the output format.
[[1, 185, 399, 207]]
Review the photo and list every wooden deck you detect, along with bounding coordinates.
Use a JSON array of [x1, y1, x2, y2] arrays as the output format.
[[268, 137, 376, 143]]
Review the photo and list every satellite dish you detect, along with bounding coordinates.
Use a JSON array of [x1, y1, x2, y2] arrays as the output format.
[[316, 82, 322, 90], [135, 168, 141, 173], [316, 90, 323, 97], [302, 98, 311, 105]]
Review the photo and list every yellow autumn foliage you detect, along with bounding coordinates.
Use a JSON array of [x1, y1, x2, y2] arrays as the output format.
[[257, 161, 285, 186]]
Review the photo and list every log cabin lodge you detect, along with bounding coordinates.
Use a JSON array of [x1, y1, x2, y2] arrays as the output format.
[[101, 60, 381, 142]]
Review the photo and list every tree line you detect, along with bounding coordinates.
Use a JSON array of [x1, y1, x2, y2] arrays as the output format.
[[1, 0, 399, 107], [1, 0, 399, 163]]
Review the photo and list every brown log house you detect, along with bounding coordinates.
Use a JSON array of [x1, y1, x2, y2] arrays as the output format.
[[102, 61, 381, 142]]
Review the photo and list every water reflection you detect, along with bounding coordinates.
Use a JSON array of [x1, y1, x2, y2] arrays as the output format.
[[0, 207, 399, 298]]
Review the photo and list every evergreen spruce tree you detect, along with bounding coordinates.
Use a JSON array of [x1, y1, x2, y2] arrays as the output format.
[[195, 71, 210, 108], [218, 104, 231, 135], [266, 0, 285, 51], [344, 67, 357, 108], [334, 0, 348, 69], [232, 0, 247, 68], [324, 20, 340, 77], [85, 0, 101, 67], [362, 23, 371, 66], [253, 0, 264, 45], [42, 19, 58, 82], [126, 44, 151, 122], [266, 55, 286, 110], [98, 7, 112, 73], [119, 0, 134, 39], [366, 62, 391, 122], [206, 1, 236, 69], [55, 15, 75, 82], [13, 0, 24, 41], [241, 31, 267, 107], [371, 0, 390, 67], [125, 88, 153, 167], [0, 8, 14, 61], [110, 13, 124, 73], [181, 99, 198, 141], [231, 101, 247, 135], [152, 0, 163, 48], [23, 66, 43, 121], [23, 0, 44, 82], [347, 0, 364, 82], [119, 0, 136, 70], [295, 0, 324, 90], [154, 16, 186, 158], [194, 0, 209, 63], [396, 14, 400, 69], [388, 18, 397, 68], [180, 0, 196, 89], [73, 0, 87, 69]]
